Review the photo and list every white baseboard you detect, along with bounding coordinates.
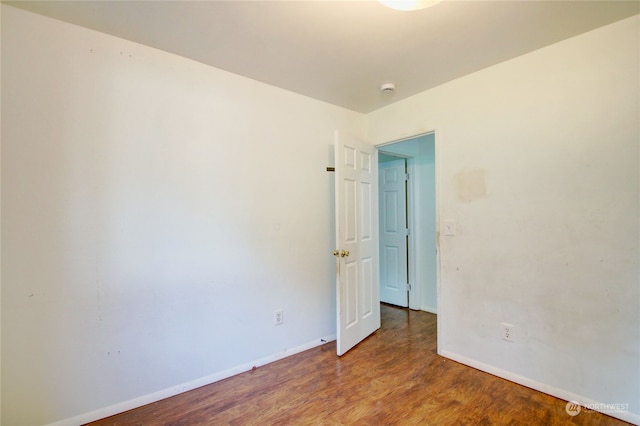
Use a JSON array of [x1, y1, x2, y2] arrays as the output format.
[[421, 305, 437, 314], [440, 350, 639, 425], [46, 334, 337, 426]]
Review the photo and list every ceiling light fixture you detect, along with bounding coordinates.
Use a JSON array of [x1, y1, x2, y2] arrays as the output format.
[[378, 0, 442, 11]]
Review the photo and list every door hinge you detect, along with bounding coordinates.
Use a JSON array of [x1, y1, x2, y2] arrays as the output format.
[[407, 283, 412, 291], [405, 173, 410, 181], [405, 228, 410, 236]]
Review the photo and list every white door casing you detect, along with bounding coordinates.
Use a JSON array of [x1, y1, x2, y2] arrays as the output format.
[[379, 158, 409, 307], [334, 131, 380, 356]]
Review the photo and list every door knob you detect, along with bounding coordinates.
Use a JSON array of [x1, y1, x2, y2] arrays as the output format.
[[333, 249, 350, 257], [333, 250, 340, 257]]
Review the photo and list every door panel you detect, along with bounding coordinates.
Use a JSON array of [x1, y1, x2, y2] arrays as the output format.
[[345, 260, 358, 327], [335, 131, 380, 356], [379, 158, 409, 307]]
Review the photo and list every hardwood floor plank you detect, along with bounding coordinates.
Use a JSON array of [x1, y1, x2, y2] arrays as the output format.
[[86, 305, 631, 425]]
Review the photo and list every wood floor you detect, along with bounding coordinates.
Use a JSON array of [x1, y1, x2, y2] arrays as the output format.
[[87, 304, 631, 426]]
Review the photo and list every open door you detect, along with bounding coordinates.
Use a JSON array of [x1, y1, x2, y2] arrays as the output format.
[[334, 131, 380, 356], [379, 156, 409, 307]]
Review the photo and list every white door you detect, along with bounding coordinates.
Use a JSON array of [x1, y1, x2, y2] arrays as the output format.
[[379, 157, 409, 307], [334, 131, 380, 356]]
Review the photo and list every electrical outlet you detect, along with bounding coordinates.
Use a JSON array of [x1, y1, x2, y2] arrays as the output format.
[[501, 322, 514, 342], [274, 310, 284, 326]]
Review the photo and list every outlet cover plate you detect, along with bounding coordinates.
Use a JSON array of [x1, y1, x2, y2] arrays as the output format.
[[501, 322, 514, 342]]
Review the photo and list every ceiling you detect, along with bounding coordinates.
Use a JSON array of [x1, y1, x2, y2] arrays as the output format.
[[5, 0, 639, 113]]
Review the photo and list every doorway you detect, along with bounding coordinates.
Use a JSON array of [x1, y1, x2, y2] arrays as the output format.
[[377, 133, 437, 313]]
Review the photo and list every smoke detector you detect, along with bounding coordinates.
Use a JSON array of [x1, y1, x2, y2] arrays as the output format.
[[380, 83, 396, 93]]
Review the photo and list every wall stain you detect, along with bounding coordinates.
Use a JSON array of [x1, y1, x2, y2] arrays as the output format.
[[455, 168, 487, 202]]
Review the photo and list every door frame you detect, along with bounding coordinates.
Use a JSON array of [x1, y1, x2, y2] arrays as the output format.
[[375, 131, 439, 337]]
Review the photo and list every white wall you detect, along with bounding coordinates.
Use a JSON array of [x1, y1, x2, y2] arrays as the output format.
[[368, 15, 640, 424], [1, 5, 364, 425]]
